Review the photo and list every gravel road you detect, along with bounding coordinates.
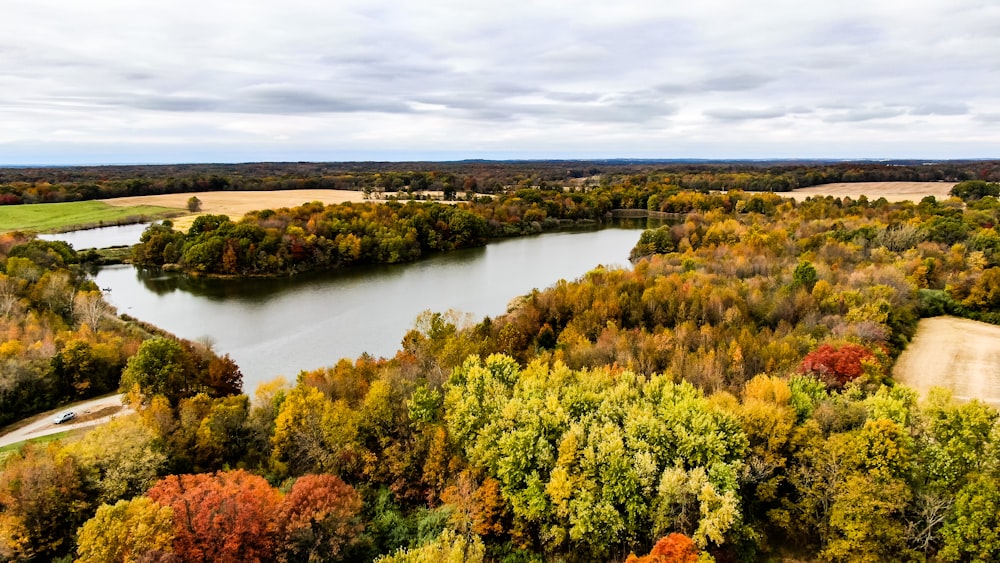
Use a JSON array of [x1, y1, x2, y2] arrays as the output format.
[[0, 394, 132, 448]]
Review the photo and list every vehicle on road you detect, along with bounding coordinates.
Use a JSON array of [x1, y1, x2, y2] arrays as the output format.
[[53, 411, 76, 424]]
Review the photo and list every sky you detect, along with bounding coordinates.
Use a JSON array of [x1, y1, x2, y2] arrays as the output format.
[[2, 0, 1000, 165]]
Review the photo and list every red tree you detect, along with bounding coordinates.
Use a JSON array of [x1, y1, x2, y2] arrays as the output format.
[[625, 533, 699, 563], [798, 343, 876, 388], [277, 474, 364, 561], [147, 470, 281, 563]]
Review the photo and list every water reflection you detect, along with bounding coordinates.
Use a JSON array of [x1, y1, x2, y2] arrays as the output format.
[[133, 245, 489, 302], [95, 223, 657, 391]]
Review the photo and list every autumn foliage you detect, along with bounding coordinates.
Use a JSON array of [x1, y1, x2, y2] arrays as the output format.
[[147, 470, 281, 563], [277, 474, 364, 561], [143, 470, 363, 563], [11, 180, 1000, 562], [625, 533, 699, 563], [798, 343, 877, 388]]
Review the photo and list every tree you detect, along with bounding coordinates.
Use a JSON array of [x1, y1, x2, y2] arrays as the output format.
[[375, 528, 485, 563], [271, 384, 360, 476], [822, 475, 914, 562], [0, 445, 92, 560], [277, 474, 365, 562], [76, 497, 175, 563], [65, 416, 167, 505], [961, 267, 1000, 311], [0, 272, 24, 318], [939, 476, 1000, 563], [147, 470, 282, 563], [950, 180, 1000, 202], [204, 353, 243, 398], [187, 196, 202, 212], [120, 337, 192, 405], [798, 343, 877, 388], [625, 533, 699, 563], [73, 289, 115, 329], [793, 260, 818, 291]]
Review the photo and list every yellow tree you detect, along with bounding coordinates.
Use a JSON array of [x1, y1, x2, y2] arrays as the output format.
[[76, 497, 174, 563]]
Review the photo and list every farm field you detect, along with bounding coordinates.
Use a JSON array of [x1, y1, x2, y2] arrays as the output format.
[[787, 181, 957, 202], [893, 316, 1000, 408], [102, 189, 369, 231], [0, 200, 181, 233]]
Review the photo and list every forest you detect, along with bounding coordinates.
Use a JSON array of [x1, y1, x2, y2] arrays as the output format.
[[2, 180, 1000, 562], [1, 159, 999, 205]]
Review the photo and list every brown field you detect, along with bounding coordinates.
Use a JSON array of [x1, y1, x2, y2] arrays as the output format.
[[102, 189, 368, 231], [892, 316, 1000, 408], [787, 181, 957, 202]]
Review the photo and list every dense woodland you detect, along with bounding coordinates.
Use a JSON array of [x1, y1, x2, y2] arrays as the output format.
[[2, 179, 1000, 562], [1, 160, 999, 205], [130, 189, 622, 276], [0, 234, 242, 428]]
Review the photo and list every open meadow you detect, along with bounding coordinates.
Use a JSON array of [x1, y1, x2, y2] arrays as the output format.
[[892, 316, 1000, 408], [0, 200, 181, 233]]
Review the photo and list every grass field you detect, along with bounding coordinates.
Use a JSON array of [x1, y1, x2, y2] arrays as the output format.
[[0, 430, 74, 464], [0, 200, 183, 233]]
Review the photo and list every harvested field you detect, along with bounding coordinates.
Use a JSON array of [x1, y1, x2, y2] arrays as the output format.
[[893, 316, 1000, 408], [787, 181, 957, 202], [102, 189, 368, 231]]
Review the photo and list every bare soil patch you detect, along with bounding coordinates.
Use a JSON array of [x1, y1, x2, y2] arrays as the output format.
[[102, 189, 368, 231], [787, 182, 957, 203], [893, 316, 1000, 408], [73, 405, 125, 424]]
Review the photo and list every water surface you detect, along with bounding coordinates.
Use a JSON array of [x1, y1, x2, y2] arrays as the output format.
[[95, 226, 648, 391], [40, 223, 150, 249]]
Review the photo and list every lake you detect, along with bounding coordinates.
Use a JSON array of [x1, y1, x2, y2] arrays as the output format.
[[93, 225, 651, 392], [39, 222, 151, 249]]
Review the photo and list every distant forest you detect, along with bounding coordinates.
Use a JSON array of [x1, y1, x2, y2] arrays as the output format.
[[1, 159, 999, 204]]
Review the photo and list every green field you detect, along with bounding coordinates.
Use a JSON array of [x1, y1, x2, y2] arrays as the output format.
[[0, 431, 75, 464], [0, 200, 182, 233]]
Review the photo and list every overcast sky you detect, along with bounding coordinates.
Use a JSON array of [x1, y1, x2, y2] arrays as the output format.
[[3, 0, 999, 164]]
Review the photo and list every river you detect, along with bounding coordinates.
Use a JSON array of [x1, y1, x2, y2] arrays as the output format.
[[92, 225, 651, 392]]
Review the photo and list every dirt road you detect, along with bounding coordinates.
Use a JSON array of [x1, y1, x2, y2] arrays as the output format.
[[892, 316, 1000, 408], [0, 394, 132, 449]]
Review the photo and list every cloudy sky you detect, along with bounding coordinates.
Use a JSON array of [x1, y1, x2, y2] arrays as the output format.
[[3, 0, 999, 164]]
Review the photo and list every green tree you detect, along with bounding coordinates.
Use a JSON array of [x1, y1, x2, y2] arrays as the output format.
[[375, 528, 485, 563], [120, 337, 192, 405], [65, 416, 167, 505], [793, 260, 818, 291], [940, 476, 1000, 562]]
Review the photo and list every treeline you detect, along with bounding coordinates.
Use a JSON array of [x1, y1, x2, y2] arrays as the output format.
[[3, 159, 1000, 204], [0, 234, 242, 427], [4, 189, 1000, 561], [130, 189, 618, 276]]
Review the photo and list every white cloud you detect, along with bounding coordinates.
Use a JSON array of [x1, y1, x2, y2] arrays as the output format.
[[1, 0, 999, 163]]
